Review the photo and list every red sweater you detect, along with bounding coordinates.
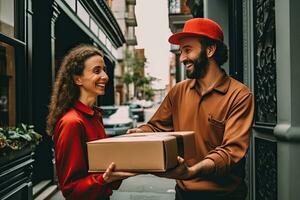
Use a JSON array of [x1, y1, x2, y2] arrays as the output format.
[[53, 101, 117, 200]]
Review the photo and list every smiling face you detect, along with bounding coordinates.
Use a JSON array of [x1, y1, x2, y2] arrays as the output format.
[[179, 37, 209, 79], [74, 55, 108, 100]]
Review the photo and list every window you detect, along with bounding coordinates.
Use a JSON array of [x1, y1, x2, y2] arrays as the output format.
[[90, 18, 98, 36], [65, 0, 76, 11], [169, 0, 181, 14], [127, 26, 135, 39], [0, 41, 16, 126], [0, 0, 15, 38], [77, 1, 90, 27]]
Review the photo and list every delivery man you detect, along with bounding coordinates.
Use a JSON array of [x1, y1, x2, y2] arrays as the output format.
[[127, 18, 254, 200]]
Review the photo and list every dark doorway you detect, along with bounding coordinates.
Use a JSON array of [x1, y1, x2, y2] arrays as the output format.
[[228, 0, 243, 82], [55, 12, 92, 73], [31, 0, 54, 185]]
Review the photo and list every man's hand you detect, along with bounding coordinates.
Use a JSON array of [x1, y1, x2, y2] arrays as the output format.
[[102, 162, 137, 183], [126, 128, 143, 134], [153, 156, 196, 180]]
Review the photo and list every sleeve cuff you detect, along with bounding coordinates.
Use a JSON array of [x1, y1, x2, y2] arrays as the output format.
[[205, 151, 229, 176], [93, 174, 113, 196], [95, 174, 105, 185], [139, 124, 155, 132]]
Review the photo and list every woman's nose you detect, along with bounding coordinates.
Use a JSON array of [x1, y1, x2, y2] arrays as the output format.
[[100, 71, 109, 82]]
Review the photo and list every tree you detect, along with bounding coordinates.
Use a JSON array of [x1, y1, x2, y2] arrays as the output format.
[[123, 50, 156, 101], [142, 84, 155, 101]]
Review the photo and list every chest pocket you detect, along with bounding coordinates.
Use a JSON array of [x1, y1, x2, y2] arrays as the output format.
[[206, 114, 225, 149]]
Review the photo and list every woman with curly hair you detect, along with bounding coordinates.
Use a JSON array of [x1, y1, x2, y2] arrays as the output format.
[[47, 44, 134, 200]]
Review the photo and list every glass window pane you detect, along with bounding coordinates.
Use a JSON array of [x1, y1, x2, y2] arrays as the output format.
[[0, 41, 16, 126], [77, 2, 90, 27], [0, 0, 15, 37], [169, 0, 180, 14], [90, 18, 98, 36], [99, 29, 106, 44], [65, 0, 76, 11], [127, 26, 135, 39]]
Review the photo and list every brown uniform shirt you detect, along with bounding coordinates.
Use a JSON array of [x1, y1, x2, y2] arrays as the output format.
[[139, 71, 254, 197]]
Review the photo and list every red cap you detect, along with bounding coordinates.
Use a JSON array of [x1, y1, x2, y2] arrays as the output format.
[[168, 18, 224, 44]]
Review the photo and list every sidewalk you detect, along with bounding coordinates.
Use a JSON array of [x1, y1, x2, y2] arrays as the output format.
[[49, 174, 176, 200], [111, 174, 176, 200]]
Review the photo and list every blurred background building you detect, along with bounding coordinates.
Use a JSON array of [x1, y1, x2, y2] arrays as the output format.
[[168, 0, 193, 85], [112, 0, 138, 105]]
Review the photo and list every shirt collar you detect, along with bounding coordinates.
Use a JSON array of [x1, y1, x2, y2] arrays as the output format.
[[74, 100, 95, 117], [213, 71, 231, 94], [189, 69, 231, 95]]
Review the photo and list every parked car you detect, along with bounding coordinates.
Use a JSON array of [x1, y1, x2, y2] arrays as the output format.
[[128, 100, 153, 108], [101, 105, 136, 136], [128, 103, 145, 122], [138, 99, 154, 109]]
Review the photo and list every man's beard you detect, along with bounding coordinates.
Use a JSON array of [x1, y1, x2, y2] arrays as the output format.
[[185, 50, 209, 79]]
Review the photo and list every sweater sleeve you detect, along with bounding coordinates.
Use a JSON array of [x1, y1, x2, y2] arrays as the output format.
[[205, 93, 254, 177], [53, 119, 112, 200]]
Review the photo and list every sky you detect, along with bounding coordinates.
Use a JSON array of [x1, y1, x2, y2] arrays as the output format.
[[135, 0, 172, 89]]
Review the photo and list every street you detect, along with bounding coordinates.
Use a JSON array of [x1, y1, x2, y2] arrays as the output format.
[[50, 174, 176, 200], [111, 175, 175, 200]]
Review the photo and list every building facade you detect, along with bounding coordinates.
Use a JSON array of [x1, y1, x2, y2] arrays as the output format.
[[170, 0, 300, 199], [168, 53, 176, 90], [168, 0, 193, 83], [0, 0, 125, 199], [112, 0, 138, 104]]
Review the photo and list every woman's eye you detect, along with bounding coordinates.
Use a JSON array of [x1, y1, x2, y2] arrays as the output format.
[[94, 68, 101, 74], [93, 66, 106, 74]]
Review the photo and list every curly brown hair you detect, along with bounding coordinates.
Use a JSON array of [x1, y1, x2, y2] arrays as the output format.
[[199, 36, 228, 66], [46, 44, 103, 136]]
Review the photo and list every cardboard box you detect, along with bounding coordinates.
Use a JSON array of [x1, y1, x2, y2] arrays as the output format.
[[87, 131, 195, 172]]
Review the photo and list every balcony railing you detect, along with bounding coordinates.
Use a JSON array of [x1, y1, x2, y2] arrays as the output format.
[[126, 0, 136, 5], [126, 35, 137, 46], [125, 12, 137, 26]]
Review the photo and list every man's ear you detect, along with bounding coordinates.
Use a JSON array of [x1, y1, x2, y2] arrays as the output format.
[[206, 44, 217, 58], [73, 75, 82, 86]]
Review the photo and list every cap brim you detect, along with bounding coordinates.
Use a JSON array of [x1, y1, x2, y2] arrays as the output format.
[[168, 32, 204, 45]]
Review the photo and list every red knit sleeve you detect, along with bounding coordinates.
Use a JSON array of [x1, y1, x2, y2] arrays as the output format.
[[53, 118, 112, 200]]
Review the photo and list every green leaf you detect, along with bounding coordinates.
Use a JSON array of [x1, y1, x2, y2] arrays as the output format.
[[0, 123, 42, 153]]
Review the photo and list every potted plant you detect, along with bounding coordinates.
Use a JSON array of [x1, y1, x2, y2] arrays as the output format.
[[0, 123, 42, 165]]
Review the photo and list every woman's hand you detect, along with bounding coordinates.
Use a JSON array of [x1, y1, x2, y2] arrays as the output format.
[[102, 162, 137, 183]]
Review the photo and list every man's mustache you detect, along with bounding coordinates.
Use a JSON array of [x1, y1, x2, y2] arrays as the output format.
[[183, 60, 194, 66]]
